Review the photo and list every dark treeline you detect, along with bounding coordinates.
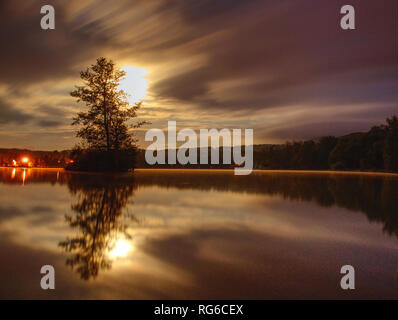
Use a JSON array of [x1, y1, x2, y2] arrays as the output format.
[[1, 116, 397, 172], [136, 116, 398, 172], [256, 116, 398, 171], [0, 148, 70, 167]]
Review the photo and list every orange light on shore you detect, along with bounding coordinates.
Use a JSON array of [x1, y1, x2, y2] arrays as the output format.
[[22, 169, 26, 185], [12, 160, 17, 166], [22, 157, 29, 163]]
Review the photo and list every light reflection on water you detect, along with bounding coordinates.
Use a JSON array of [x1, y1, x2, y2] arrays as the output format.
[[0, 167, 397, 299]]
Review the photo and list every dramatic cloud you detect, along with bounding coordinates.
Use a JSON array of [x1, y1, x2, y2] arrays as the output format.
[[36, 119, 64, 128], [0, 97, 33, 124], [0, 0, 397, 148]]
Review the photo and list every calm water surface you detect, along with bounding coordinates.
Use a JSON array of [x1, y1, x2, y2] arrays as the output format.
[[0, 167, 397, 299]]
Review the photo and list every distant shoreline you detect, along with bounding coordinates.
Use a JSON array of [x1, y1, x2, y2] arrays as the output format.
[[134, 168, 398, 177], [2, 166, 398, 177]]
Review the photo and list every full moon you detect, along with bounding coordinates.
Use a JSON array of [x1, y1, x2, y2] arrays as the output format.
[[109, 239, 132, 258], [119, 65, 148, 105]]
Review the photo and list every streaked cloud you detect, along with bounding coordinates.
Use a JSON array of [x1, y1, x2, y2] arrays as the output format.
[[0, 0, 397, 148]]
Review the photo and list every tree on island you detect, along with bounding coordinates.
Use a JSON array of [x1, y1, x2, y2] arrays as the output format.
[[67, 57, 147, 172]]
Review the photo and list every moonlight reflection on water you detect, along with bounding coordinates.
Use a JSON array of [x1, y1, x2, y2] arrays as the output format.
[[0, 168, 397, 299]]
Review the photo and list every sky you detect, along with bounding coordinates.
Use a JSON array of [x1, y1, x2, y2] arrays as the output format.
[[0, 0, 397, 150]]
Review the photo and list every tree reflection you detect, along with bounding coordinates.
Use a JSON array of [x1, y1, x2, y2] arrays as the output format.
[[59, 173, 137, 280], [1, 167, 397, 253]]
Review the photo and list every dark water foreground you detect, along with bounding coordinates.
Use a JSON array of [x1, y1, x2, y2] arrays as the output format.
[[0, 167, 397, 299]]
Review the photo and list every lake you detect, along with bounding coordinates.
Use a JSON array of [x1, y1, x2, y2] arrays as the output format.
[[0, 167, 397, 299]]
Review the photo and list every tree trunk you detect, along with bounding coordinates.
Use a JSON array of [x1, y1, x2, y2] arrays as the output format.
[[103, 84, 110, 152]]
